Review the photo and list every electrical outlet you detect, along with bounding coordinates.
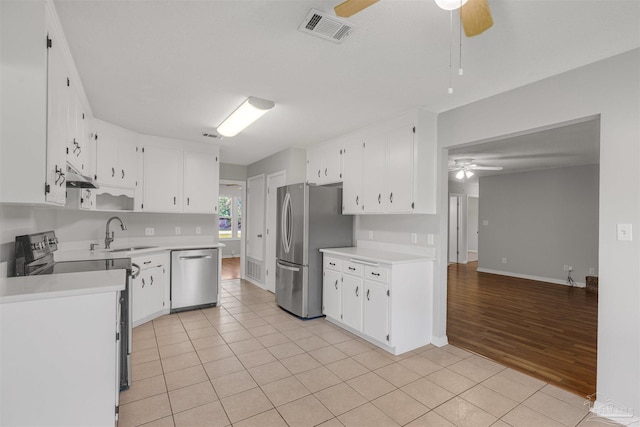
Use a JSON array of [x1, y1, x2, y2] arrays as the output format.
[[368, 230, 374, 240], [195, 226, 202, 235], [502, 257, 507, 264], [617, 224, 632, 241], [427, 234, 434, 245], [411, 233, 418, 244], [175, 227, 181, 235], [482, 220, 489, 226], [589, 267, 595, 275], [568, 265, 573, 272], [145, 227, 155, 236]]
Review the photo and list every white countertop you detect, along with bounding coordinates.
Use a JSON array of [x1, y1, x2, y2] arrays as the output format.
[[0, 270, 126, 304], [319, 247, 434, 265], [55, 241, 224, 262]]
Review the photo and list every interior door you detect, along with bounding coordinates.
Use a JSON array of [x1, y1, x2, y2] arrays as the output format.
[[246, 174, 265, 262], [265, 171, 286, 293]]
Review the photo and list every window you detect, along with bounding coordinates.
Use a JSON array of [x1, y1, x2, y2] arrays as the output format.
[[219, 195, 242, 239]]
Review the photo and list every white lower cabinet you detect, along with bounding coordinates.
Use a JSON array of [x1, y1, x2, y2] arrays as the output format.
[[131, 253, 167, 327], [320, 249, 433, 355], [322, 269, 342, 321]]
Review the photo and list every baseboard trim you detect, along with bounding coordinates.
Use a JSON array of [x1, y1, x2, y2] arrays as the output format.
[[476, 268, 585, 288], [244, 276, 265, 290], [431, 335, 449, 347], [591, 399, 639, 426]]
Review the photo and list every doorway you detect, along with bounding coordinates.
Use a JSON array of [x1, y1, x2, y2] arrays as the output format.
[[265, 171, 286, 293], [219, 180, 245, 280]]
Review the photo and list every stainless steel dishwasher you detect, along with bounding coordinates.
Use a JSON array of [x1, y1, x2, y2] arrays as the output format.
[[170, 248, 219, 312]]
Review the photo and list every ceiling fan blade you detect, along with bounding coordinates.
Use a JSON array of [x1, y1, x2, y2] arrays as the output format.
[[460, 0, 493, 37], [334, 0, 380, 17], [471, 166, 503, 171]]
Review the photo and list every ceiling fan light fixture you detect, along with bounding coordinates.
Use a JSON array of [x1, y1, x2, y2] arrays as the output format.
[[465, 170, 474, 179], [435, 0, 468, 11], [455, 170, 465, 180], [217, 96, 275, 137]]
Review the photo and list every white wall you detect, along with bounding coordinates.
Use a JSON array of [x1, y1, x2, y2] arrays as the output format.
[[477, 164, 599, 285], [220, 163, 247, 181], [0, 204, 216, 275], [437, 49, 640, 421], [247, 147, 306, 186]]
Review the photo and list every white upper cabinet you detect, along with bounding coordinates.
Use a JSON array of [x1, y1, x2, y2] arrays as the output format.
[[361, 134, 387, 213], [142, 146, 183, 212], [311, 109, 437, 215], [307, 140, 343, 185], [0, 1, 77, 205], [95, 120, 138, 189], [184, 150, 219, 214], [342, 140, 363, 214]]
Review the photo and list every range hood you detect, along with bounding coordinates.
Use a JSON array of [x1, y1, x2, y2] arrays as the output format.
[[66, 162, 99, 189]]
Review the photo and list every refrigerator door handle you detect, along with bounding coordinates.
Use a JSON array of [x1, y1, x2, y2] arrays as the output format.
[[277, 260, 300, 272], [281, 192, 293, 254]]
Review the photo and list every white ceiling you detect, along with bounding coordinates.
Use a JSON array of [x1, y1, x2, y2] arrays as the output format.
[[448, 118, 600, 181], [54, 0, 640, 166]]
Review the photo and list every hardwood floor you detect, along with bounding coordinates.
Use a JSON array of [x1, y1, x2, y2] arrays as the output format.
[[221, 257, 240, 280], [447, 261, 598, 398]]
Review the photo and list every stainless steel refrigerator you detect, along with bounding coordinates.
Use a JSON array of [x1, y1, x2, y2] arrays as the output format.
[[276, 183, 353, 318]]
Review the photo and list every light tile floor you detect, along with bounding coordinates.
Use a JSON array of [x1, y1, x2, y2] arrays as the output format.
[[119, 279, 615, 427]]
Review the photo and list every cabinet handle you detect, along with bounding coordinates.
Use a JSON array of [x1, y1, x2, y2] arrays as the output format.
[[111, 167, 115, 177], [378, 193, 381, 204], [348, 266, 356, 271], [366, 289, 370, 300], [150, 275, 154, 285], [141, 278, 145, 288], [144, 261, 152, 265], [324, 168, 327, 176], [122, 169, 125, 179], [355, 286, 359, 297], [389, 192, 393, 203], [58, 171, 65, 186], [329, 262, 335, 266], [173, 196, 176, 205], [335, 280, 338, 290], [187, 197, 190, 206], [317, 170, 321, 178], [356, 196, 359, 205], [371, 272, 381, 276]]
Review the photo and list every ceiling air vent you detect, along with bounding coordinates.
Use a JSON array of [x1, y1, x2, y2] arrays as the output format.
[[298, 9, 355, 43], [202, 129, 221, 139]]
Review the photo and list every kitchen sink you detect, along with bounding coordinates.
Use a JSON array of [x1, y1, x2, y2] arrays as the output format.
[[108, 246, 158, 252]]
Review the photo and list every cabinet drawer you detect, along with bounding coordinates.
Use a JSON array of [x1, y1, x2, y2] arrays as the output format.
[[324, 256, 342, 272], [365, 265, 389, 284], [343, 261, 363, 276], [133, 253, 165, 270]]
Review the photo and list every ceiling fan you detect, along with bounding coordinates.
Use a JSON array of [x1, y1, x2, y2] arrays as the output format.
[[333, 0, 493, 37], [449, 158, 503, 179]]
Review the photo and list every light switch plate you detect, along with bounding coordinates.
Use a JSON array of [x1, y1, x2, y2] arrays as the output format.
[[175, 227, 181, 235], [427, 234, 434, 245], [145, 227, 155, 236], [411, 233, 418, 244], [617, 224, 632, 241], [195, 226, 202, 235], [482, 220, 489, 226], [368, 230, 374, 239]]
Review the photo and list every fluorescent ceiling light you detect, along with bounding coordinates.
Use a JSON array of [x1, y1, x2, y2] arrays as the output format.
[[434, 0, 468, 10], [217, 97, 275, 137]]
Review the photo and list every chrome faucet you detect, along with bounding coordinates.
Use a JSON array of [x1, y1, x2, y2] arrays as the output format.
[[105, 216, 127, 249]]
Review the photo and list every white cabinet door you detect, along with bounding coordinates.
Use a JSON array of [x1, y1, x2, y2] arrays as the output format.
[[45, 30, 68, 206], [386, 125, 414, 213], [143, 146, 183, 212], [131, 269, 148, 325], [322, 140, 343, 184], [362, 135, 386, 213], [184, 151, 219, 214], [363, 281, 389, 344], [342, 140, 363, 214], [323, 270, 342, 321], [117, 133, 138, 189], [79, 188, 96, 210], [96, 130, 119, 186], [342, 274, 363, 331], [147, 265, 165, 316], [66, 90, 81, 171], [306, 147, 322, 185]]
